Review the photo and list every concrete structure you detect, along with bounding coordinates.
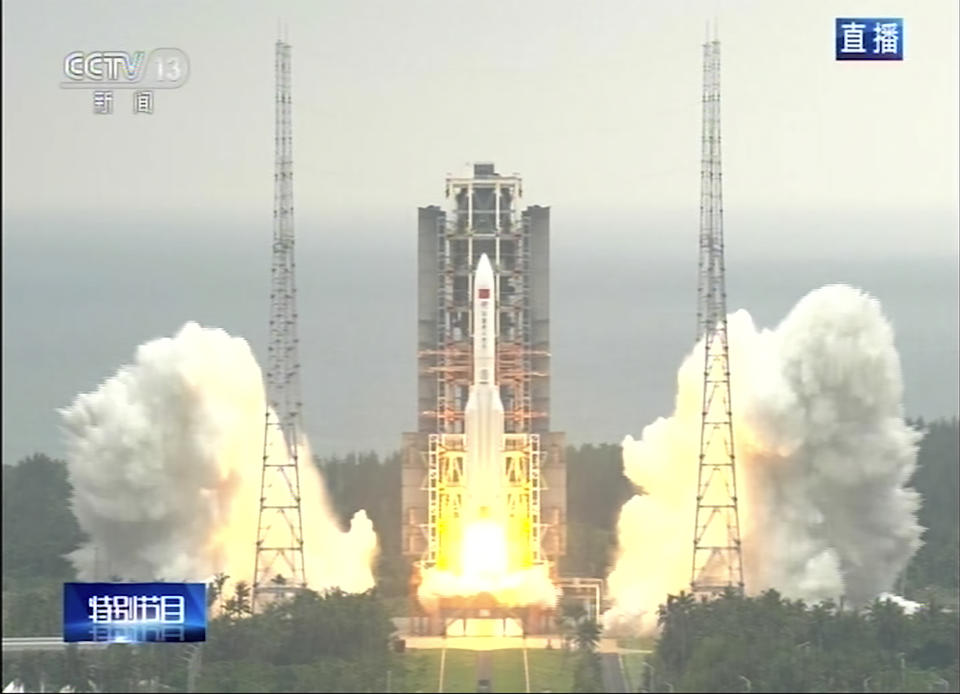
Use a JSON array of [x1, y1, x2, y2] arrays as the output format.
[[401, 163, 566, 630]]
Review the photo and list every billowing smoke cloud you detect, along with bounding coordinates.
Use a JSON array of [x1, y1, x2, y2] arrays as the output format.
[[60, 322, 377, 594], [604, 285, 923, 633]]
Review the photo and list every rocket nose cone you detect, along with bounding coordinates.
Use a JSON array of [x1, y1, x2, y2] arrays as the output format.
[[476, 253, 494, 282]]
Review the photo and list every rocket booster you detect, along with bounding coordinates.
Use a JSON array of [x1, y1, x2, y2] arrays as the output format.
[[463, 253, 505, 523]]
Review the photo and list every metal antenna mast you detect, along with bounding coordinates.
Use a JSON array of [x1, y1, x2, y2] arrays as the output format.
[[691, 26, 744, 596], [252, 38, 307, 612]]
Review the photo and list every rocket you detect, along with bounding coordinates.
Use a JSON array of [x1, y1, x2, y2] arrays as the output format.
[[463, 253, 505, 524]]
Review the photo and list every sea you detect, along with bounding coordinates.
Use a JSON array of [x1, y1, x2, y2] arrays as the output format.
[[2, 209, 957, 465]]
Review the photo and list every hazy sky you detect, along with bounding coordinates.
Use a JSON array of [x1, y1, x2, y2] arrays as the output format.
[[2, 0, 958, 254], [2, 1, 958, 464]]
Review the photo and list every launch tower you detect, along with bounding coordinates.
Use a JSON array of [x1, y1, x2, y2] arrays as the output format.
[[401, 164, 566, 629], [252, 38, 308, 612], [690, 29, 745, 596]]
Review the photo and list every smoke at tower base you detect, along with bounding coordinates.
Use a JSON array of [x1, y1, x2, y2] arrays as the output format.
[[417, 564, 557, 612], [603, 284, 923, 634], [60, 321, 377, 594]]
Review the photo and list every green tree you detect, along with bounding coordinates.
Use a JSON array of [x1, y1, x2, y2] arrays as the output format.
[[2, 454, 86, 589], [200, 589, 395, 692], [224, 580, 252, 619], [210, 572, 230, 615], [574, 619, 602, 653], [572, 651, 603, 693], [905, 418, 960, 595], [653, 588, 959, 692]]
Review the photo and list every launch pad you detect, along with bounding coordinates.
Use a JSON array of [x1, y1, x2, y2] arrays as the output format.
[[425, 432, 543, 573], [406, 257, 557, 633], [405, 590, 557, 637]]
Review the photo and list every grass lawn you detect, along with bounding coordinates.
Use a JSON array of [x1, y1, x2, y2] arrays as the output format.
[[394, 649, 441, 693], [398, 647, 587, 693], [490, 649, 526, 693], [440, 649, 478, 694], [526, 649, 574, 692], [617, 634, 657, 651]]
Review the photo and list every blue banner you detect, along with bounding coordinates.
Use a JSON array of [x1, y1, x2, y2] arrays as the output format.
[[836, 18, 904, 61], [63, 583, 206, 643]]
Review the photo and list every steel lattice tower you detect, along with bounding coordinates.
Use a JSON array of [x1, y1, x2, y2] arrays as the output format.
[[691, 29, 744, 596], [252, 38, 307, 612]]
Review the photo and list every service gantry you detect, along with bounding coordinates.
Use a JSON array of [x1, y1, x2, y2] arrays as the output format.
[[401, 163, 567, 603]]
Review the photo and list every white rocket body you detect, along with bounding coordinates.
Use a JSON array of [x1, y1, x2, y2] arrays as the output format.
[[463, 254, 505, 524]]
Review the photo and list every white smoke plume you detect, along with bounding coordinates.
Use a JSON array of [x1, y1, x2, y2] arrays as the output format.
[[60, 321, 377, 594], [604, 285, 923, 634], [876, 592, 924, 615]]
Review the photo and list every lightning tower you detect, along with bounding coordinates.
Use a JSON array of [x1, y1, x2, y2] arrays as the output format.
[[691, 27, 745, 596], [252, 38, 307, 612]]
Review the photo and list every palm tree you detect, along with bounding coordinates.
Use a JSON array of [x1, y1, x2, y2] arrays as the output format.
[[224, 580, 252, 618], [809, 602, 830, 651], [234, 580, 252, 614], [658, 591, 697, 673], [556, 597, 587, 654], [866, 597, 906, 651], [212, 572, 229, 616], [574, 619, 602, 653]]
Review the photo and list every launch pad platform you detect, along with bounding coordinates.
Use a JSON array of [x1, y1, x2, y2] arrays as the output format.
[[405, 598, 556, 637]]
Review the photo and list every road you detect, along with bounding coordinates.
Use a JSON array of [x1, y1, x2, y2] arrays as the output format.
[[600, 653, 629, 693], [2, 637, 108, 653], [475, 651, 492, 692]]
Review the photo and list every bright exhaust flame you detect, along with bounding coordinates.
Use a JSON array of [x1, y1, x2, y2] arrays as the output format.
[[461, 520, 509, 579], [417, 510, 557, 610], [416, 252, 558, 613], [418, 563, 557, 610]]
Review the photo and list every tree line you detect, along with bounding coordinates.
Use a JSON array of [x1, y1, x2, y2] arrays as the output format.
[[651, 588, 958, 692], [1, 588, 398, 693], [2, 418, 957, 691]]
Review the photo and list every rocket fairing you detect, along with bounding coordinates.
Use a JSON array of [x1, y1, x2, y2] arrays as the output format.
[[463, 253, 506, 525]]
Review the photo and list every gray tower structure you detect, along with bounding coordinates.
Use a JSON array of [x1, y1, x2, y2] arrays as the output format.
[[252, 39, 307, 612], [402, 163, 566, 579], [690, 32, 745, 596]]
